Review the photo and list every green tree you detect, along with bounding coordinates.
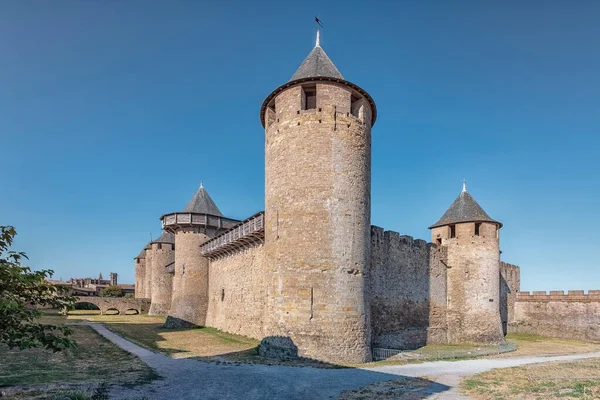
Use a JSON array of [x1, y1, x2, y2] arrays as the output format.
[[99, 285, 123, 297], [0, 226, 76, 351]]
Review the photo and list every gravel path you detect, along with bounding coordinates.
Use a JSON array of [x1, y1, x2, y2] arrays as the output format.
[[86, 323, 600, 400]]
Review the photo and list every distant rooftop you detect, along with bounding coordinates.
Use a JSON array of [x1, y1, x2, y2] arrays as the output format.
[[152, 231, 174, 244]]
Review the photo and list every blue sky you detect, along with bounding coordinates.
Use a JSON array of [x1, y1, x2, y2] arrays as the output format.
[[1, 1, 598, 290]]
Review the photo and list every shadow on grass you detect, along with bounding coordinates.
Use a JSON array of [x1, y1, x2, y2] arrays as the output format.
[[62, 315, 453, 398]]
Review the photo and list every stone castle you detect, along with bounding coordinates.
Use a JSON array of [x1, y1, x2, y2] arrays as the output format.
[[133, 31, 598, 363]]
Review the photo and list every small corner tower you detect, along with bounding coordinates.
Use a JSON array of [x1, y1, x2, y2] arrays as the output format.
[[261, 29, 376, 363], [133, 244, 148, 298], [161, 183, 238, 328], [429, 182, 504, 344], [147, 232, 175, 315]]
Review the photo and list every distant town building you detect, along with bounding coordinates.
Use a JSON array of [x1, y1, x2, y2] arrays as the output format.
[[48, 272, 134, 296]]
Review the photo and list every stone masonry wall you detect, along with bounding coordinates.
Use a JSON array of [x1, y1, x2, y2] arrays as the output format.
[[144, 248, 153, 299], [148, 242, 175, 315], [134, 257, 145, 299], [443, 222, 505, 344], [263, 82, 373, 363], [205, 244, 266, 339], [500, 261, 520, 334], [512, 291, 600, 342], [166, 228, 212, 327], [369, 226, 448, 349]]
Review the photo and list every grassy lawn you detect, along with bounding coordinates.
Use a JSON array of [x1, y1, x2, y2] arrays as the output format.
[[462, 357, 600, 399], [495, 333, 600, 358], [0, 312, 158, 400]]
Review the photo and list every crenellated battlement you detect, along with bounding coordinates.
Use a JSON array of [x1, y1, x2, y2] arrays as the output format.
[[516, 290, 600, 302]]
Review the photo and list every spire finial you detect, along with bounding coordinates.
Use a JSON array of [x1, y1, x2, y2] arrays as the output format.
[[316, 27, 320, 47], [314, 16, 323, 47], [462, 179, 467, 192], [200, 181, 204, 189]]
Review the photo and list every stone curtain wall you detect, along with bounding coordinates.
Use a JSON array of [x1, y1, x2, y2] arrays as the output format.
[[369, 226, 448, 349], [511, 291, 600, 342], [205, 244, 266, 339], [499, 261, 520, 333]]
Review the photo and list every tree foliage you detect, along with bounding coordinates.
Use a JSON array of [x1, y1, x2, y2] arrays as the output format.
[[0, 226, 76, 351], [98, 285, 124, 297]]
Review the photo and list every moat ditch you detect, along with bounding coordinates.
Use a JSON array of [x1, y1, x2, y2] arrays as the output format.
[[373, 343, 517, 362]]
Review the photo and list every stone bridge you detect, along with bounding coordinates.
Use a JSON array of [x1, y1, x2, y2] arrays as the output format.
[[72, 297, 151, 315]]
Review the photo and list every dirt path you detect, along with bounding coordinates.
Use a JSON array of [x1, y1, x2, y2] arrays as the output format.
[[86, 323, 600, 400]]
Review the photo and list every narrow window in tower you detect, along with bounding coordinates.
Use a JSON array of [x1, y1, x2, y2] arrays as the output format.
[[436, 238, 442, 246], [221, 288, 225, 302], [266, 103, 276, 128], [475, 223, 481, 236], [302, 85, 317, 110], [157, 243, 162, 250], [136, 259, 139, 264], [351, 94, 361, 118], [450, 224, 456, 238]]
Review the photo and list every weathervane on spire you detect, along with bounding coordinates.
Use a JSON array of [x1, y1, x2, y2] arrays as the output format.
[[315, 16, 323, 47], [462, 179, 467, 192]]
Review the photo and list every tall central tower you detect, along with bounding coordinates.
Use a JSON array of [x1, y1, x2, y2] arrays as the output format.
[[261, 31, 377, 363]]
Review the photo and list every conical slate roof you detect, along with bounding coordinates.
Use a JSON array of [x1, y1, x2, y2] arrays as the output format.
[[429, 189, 501, 229], [260, 30, 377, 128], [134, 242, 150, 259], [290, 46, 343, 81], [181, 185, 223, 216], [152, 231, 174, 244]]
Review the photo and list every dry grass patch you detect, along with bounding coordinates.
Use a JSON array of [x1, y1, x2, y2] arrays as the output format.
[[67, 314, 260, 361], [0, 317, 158, 400], [338, 377, 434, 399], [462, 357, 600, 399], [494, 333, 600, 358], [68, 314, 347, 367]]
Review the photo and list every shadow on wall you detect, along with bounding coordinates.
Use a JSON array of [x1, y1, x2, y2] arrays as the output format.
[[163, 315, 197, 329], [500, 275, 510, 335]]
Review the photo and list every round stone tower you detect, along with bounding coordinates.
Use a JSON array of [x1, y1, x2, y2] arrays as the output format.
[[148, 232, 175, 315], [143, 242, 153, 299], [429, 182, 505, 344], [161, 184, 238, 328], [133, 244, 148, 299], [260, 30, 377, 363]]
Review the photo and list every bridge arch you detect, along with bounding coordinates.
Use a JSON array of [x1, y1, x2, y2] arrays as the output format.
[[66, 297, 151, 316]]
